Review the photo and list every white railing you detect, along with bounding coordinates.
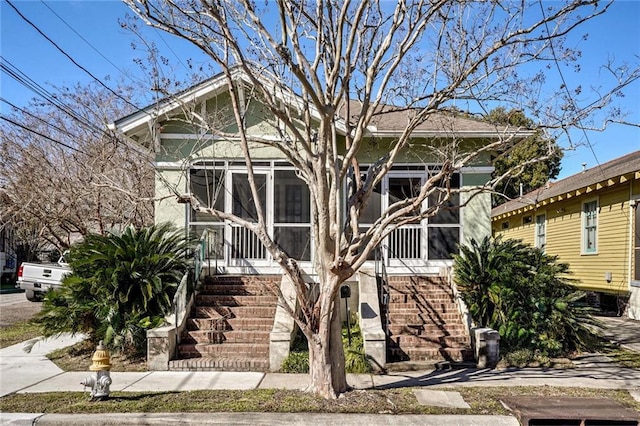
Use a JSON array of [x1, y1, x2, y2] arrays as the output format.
[[173, 272, 190, 328], [388, 226, 421, 259], [230, 225, 267, 260]]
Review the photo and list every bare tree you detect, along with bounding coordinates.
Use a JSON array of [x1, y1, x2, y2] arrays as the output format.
[[123, 0, 639, 398], [0, 81, 154, 251]]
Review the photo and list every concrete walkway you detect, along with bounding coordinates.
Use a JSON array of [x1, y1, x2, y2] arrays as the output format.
[[1, 318, 639, 425]]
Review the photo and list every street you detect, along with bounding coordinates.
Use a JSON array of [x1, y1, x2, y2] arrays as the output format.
[[0, 292, 41, 328]]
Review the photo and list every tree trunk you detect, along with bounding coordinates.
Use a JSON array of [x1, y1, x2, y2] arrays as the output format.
[[307, 295, 348, 398]]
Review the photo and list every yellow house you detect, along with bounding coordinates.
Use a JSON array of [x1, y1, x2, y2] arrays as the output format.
[[492, 150, 640, 320]]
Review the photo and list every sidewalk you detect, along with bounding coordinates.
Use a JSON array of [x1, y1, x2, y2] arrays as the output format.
[[1, 330, 639, 425]]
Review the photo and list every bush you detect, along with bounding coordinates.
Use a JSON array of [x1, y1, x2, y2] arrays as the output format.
[[280, 315, 372, 374], [453, 236, 602, 357], [36, 223, 192, 356]]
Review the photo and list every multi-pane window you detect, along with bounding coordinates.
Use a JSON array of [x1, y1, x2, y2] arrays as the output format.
[[582, 200, 598, 254], [273, 170, 311, 261], [634, 203, 640, 281], [535, 213, 546, 251], [360, 166, 461, 262], [188, 162, 311, 263], [426, 171, 460, 260]]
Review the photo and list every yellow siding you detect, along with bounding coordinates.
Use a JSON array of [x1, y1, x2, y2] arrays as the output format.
[[494, 183, 633, 294]]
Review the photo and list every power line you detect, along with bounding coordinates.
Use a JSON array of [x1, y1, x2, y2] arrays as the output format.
[[5, 0, 141, 112], [0, 58, 108, 138], [0, 96, 81, 140], [0, 114, 85, 154], [538, 2, 603, 178], [39, 0, 147, 87]]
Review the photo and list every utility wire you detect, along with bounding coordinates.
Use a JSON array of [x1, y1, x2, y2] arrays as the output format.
[[0, 58, 108, 138], [5, 0, 141, 112], [0, 115, 85, 154], [0, 96, 81, 140], [538, 2, 603, 178], [39, 0, 147, 87]]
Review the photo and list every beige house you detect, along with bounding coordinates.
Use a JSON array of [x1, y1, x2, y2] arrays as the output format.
[[492, 150, 640, 320]]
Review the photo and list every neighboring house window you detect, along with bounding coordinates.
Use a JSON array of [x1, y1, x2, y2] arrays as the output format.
[[634, 203, 640, 281], [501, 221, 509, 230], [535, 213, 546, 251], [582, 200, 598, 254], [523, 215, 533, 225]]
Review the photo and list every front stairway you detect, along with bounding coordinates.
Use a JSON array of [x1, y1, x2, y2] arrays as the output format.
[[385, 276, 472, 364], [169, 275, 279, 371]]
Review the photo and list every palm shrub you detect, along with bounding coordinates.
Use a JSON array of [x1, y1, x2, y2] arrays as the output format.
[[37, 223, 191, 355], [453, 236, 601, 357]]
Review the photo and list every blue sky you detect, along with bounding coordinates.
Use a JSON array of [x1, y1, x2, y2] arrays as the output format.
[[1, 0, 638, 179]]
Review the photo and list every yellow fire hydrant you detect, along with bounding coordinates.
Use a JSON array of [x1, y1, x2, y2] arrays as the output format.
[[80, 340, 112, 401]]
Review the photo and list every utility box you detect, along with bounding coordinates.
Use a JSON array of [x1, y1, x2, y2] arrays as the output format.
[[472, 327, 500, 368]]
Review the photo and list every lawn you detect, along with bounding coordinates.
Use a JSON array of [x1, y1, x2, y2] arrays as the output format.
[[0, 386, 638, 415]]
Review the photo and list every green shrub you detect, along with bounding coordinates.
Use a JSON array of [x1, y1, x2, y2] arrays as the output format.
[[454, 236, 602, 357], [280, 351, 310, 373], [280, 315, 373, 374], [36, 223, 192, 356], [342, 317, 372, 374]]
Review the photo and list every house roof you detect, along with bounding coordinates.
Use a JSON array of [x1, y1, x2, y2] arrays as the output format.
[[110, 66, 533, 140], [492, 150, 640, 219], [339, 101, 522, 138]]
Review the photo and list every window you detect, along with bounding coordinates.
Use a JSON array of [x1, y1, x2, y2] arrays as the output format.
[[188, 161, 312, 264], [274, 170, 311, 261], [582, 200, 598, 254], [634, 202, 640, 281], [523, 215, 533, 225], [501, 221, 509, 230], [427, 172, 460, 260], [535, 213, 546, 251]]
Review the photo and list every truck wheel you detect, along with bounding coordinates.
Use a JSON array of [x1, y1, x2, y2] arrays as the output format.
[[25, 290, 41, 302]]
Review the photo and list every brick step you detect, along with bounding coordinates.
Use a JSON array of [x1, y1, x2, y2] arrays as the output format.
[[389, 346, 472, 362], [387, 303, 459, 313], [194, 306, 276, 319], [388, 313, 464, 322], [199, 284, 276, 296], [169, 357, 269, 372], [387, 293, 454, 303], [388, 334, 470, 347], [177, 342, 269, 358], [196, 294, 278, 306], [203, 275, 281, 287], [182, 329, 270, 344], [387, 284, 451, 292], [387, 324, 466, 335], [188, 317, 273, 331]]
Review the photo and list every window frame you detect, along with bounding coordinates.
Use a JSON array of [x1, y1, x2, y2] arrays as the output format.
[[581, 199, 598, 255], [535, 212, 546, 251]]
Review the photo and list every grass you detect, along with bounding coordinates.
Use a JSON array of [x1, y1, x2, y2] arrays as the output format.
[[0, 386, 637, 415], [605, 347, 640, 368], [47, 340, 147, 372], [0, 320, 42, 349]]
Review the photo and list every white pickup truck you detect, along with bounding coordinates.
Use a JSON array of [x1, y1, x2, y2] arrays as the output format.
[[17, 255, 71, 302]]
